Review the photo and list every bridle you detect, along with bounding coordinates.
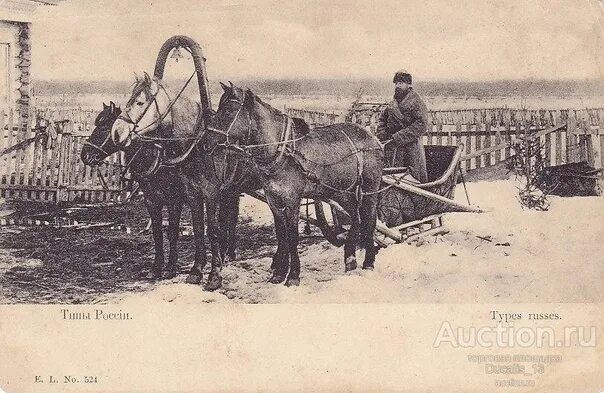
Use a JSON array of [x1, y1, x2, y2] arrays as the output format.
[[113, 71, 197, 147], [82, 107, 123, 158], [114, 83, 171, 145], [206, 98, 251, 152], [82, 126, 115, 157], [206, 96, 299, 170]]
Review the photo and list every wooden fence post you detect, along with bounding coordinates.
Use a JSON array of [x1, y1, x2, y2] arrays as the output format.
[[598, 119, 604, 169], [55, 134, 67, 203], [566, 112, 577, 163], [484, 122, 492, 167], [0, 110, 6, 187], [595, 119, 604, 193], [475, 122, 482, 169]]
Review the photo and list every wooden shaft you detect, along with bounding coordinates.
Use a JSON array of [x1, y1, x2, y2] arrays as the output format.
[[381, 176, 484, 213]]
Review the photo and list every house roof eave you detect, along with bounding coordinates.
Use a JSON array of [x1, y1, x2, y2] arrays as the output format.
[[0, 0, 65, 23]]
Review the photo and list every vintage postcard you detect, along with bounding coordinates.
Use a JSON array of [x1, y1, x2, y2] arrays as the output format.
[[0, 0, 602, 392]]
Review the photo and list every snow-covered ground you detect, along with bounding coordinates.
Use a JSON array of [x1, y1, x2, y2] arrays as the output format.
[[112, 178, 604, 304]]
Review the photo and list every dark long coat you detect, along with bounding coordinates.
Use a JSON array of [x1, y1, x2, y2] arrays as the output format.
[[376, 88, 428, 183]]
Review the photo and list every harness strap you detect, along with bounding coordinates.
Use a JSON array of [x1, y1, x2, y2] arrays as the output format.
[[95, 164, 132, 194], [256, 115, 293, 174], [338, 127, 364, 188], [82, 140, 111, 157], [124, 71, 196, 137], [303, 128, 366, 195], [161, 104, 206, 166], [133, 147, 163, 179], [276, 116, 292, 163]]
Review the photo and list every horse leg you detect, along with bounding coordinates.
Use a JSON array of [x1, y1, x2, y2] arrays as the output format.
[[185, 196, 207, 285], [343, 201, 360, 273], [360, 195, 379, 270], [284, 199, 302, 287], [217, 196, 229, 262], [218, 192, 240, 263], [145, 200, 164, 280], [163, 200, 183, 279], [265, 195, 289, 284], [225, 192, 240, 262], [205, 199, 224, 291]]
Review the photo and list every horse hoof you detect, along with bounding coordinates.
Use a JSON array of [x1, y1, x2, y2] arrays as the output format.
[[205, 273, 222, 291], [268, 273, 287, 284], [185, 273, 203, 285], [362, 265, 374, 271], [344, 257, 357, 272], [162, 270, 177, 280], [285, 277, 300, 287]]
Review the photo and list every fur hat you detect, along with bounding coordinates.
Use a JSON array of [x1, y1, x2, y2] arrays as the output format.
[[393, 70, 412, 84]]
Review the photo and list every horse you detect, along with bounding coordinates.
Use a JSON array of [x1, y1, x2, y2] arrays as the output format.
[[81, 101, 188, 279], [109, 73, 260, 290], [208, 84, 384, 286]]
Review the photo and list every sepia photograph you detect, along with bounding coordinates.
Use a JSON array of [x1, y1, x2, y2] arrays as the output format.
[[0, 0, 602, 391]]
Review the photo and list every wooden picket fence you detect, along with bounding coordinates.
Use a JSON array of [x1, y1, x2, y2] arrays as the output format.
[[0, 108, 126, 203], [287, 105, 604, 173], [1, 104, 603, 204], [33, 107, 100, 135], [284, 107, 341, 128]]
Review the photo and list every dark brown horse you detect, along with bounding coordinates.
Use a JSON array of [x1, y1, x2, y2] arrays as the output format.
[[209, 84, 384, 286], [81, 101, 187, 279], [110, 74, 259, 290]]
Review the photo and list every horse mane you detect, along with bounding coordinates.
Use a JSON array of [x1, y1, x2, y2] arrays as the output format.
[[291, 117, 310, 135], [220, 84, 310, 135], [255, 95, 281, 116], [127, 76, 153, 106], [253, 93, 310, 134], [128, 75, 200, 138]]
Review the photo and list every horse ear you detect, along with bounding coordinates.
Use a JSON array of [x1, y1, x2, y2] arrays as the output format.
[[219, 82, 229, 92], [103, 102, 108, 110], [229, 81, 234, 88], [244, 88, 254, 108], [143, 72, 152, 85], [109, 101, 115, 110], [110, 101, 119, 115]]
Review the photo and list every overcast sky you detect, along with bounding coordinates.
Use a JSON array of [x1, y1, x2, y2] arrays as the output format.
[[30, 0, 603, 82]]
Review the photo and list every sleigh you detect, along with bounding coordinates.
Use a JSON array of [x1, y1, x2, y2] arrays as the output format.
[[306, 144, 482, 247]]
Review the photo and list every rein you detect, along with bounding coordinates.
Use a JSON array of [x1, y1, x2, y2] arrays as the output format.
[[119, 71, 196, 137], [206, 99, 305, 172], [83, 127, 114, 157]]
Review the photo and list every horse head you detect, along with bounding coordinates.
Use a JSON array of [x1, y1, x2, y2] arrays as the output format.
[[110, 72, 174, 148], [211, 82, 307, 165], [81, 101, 122, 165], [210, 81, 261, 145]]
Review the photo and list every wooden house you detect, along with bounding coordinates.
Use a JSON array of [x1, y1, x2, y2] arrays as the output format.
[[0, 0, 63, 123]]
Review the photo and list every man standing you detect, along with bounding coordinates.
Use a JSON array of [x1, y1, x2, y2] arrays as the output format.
[[376, 70, 428, 183]]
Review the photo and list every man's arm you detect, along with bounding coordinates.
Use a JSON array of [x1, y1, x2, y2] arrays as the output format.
[[376, 106, 389, 140], [392, 97, 428, 143]]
